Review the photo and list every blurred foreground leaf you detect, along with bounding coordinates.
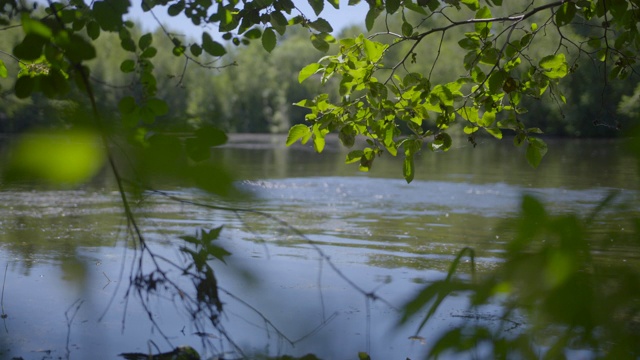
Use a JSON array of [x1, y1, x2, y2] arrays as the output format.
[[3, 129, 105, 186]]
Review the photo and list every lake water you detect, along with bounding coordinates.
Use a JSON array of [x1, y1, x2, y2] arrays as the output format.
[[0, 135, 638, 359]]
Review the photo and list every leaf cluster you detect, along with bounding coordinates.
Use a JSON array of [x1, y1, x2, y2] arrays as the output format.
[[288, 0, 640, 182], [400, 193, 640, 359]]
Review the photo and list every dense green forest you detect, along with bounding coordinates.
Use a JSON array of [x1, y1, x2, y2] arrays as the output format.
[[1, 6, 638, 137]]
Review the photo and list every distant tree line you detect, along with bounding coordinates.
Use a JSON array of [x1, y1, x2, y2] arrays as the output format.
[[0, 9, 637, 137]]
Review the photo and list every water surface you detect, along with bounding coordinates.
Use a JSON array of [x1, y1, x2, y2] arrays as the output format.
[[0, 136, 638, 359]]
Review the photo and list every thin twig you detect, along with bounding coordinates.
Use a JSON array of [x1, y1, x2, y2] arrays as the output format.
[[64, 299, 84, 360], [1, 263, 8, 320]]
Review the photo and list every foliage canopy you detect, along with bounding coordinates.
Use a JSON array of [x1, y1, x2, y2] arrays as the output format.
[[1, 0, 638, 183]]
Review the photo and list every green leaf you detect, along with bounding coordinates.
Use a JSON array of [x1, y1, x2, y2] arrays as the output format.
[[138, 33, 152, 50], [365, 7, 381, 31], [186, 126, 228, 161], [327, 0, 339, 9], [346, 150, 364, 164], [4, 130, 105, 185], [141, 46, 157, 58], [310, 33, 330, 52], [39, 70, 69, 98], [432, 132, 452, 152], [386, 0, 401, 14], [480, 47, 500, 65], [539, 53, 568, 79], [118, 96, 137, 114], [120, 59, 135, 73], [168, 0, 185, 16], [13, 34, 46, 61], [460, 0, 479, 10], [286, 124, 311, 146], [0, 60, 6, 78], [21, 14, 52, 38], [555, 2, 576, 27], [484, 127, 502, 139], [402, 21, 413, 37], [403, 155, 415, 183], [479, 110, 496, 127], [312, 124, 328, 152], [309, 18, 333, 33], [121, 37, 136, 52], [262, 27, 277, 52], [243, 28, 262, 39], [146, 98, 169, 116], [202, 32, 226, 56], [405, 2, 427, 15], [64, 34, 97, 62], [458, 37, 480, 50], [474, 6, 492, 33], [207, 244, 232, 264], [307, 0, 324, 15], [270, 10, 288, 27], [14, 75, 35, 99], [363, 38, 386, 62], [359, 147, 375, 171], [93, 0, 128, 31], [526, 137, 548, 168], [299, 63, 321, 83], [464, 125, 479, 134], [86, 20, 100, 40], [190, 44, 202, 57], [487, 69, 508, 94]]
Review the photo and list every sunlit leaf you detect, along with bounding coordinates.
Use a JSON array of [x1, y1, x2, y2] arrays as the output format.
[[484, 127, 502, 139], [346, 150, 364, 164], [363, 38, 386, 62], [286, 124, 311, 146], [474, 6, 492, 32], [4, 130, 105, 185], [21, 14, 52, 38], [299, 63, 321, 83], [539, 53, 568, 79], [0, 59, 7, 78], [461, 0, 479, 11]]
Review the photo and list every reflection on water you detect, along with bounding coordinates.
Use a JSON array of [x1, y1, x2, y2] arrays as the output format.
[[0, 136, 638, 359]]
